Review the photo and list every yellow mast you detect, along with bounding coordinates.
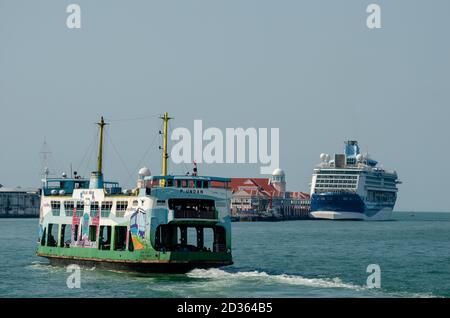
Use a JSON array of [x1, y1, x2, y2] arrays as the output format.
[[96, 116, 107, 174], [159, 112, 172, 186]]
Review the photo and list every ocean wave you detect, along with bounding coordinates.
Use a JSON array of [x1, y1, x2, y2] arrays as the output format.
[[28, 261, 98, 273], [187, 268, 365, 291], [27, 261, 63, 273], [388, 291, 438, 298], [29, 261, 51, 268]]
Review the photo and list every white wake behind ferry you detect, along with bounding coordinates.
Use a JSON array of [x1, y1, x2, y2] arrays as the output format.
[[309, 141, 401, 221]]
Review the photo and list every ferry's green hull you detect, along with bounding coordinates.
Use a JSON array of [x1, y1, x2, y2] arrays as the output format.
[[37, 246, 232, 273]]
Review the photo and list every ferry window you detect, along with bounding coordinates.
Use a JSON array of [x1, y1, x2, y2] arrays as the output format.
[[73, 224, 79, 241], [116, 201, 128, 211], [203, 227, 214, 252], [116, 201, 128, 217], [128, 232, 134, 252], [101, 201, 113, 217], [168, 199, 216, 219], [132, 200, 138, 207], [40, 228, 46, 246], [60, 224, 72, 248], [213, 226, 226, 252], [89, 225, 97, 242], [177, 226, 187, 246], [51, 201, 61, 216], [167, 179, 174, 187], [90, 201, 99, 217], [99, 226, 112, 250], [195, 180, 202, 188], [154, 225, 216, 252], [203, 181, 209, 189], [76, 201, 84, 217], [187, 227, 197, 247], [74, 181, 87, 189], [47, 223, 58, 247], [47, 181, 61, 188], [114, 226, 127, 251], [154, 225, 177, 251], [154, 226, 162, 250], [64, 201, 75, 217], [182, 180, 188, 187]]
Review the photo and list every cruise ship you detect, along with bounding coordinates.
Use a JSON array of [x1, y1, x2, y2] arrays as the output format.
[[309, 141, 401, 220]]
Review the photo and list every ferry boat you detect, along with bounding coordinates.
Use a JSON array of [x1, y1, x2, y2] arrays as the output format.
[[36, 114, 233, 272], [309, 141, 401, 221]]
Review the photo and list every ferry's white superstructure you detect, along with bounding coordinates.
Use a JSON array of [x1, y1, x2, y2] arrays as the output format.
[[309, 141, 401, 221]]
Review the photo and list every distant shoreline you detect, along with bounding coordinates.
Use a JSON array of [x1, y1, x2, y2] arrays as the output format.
[[1, 211, 450, 220], [0, 216, 39, 219]]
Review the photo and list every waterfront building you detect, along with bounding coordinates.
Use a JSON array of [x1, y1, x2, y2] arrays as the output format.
[[230, 169, 310, 220], [0, 185, 40, 217]]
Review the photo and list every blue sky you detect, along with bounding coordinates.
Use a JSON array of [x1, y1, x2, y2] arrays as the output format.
[[1, 0, 449, 211]]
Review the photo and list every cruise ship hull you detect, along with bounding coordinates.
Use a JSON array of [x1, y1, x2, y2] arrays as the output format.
[[309, 192, 394, 221], [310, 208, 393, 221]]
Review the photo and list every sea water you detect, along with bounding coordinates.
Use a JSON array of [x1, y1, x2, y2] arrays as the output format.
[[0, 212, 449, 297]]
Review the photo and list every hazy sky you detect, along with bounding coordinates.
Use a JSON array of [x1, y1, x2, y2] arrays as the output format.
[[1, 0, 449, 211]]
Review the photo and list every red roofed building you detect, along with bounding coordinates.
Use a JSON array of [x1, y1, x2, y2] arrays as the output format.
[[230, 169, 310, 220]]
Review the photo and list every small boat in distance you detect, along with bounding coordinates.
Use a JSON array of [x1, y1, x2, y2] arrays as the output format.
[[36, 113, 233, 273], [309, 141, 401, 221]]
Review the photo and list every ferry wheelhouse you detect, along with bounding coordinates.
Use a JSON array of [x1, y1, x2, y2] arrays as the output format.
[[36, 114, 233, 272]]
